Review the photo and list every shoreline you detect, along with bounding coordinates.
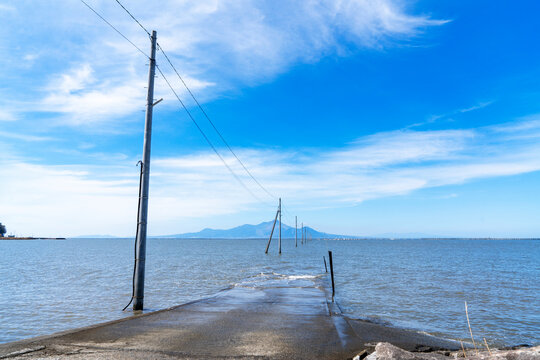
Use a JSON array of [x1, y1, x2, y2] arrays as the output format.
[[0, 237, 66, 240]]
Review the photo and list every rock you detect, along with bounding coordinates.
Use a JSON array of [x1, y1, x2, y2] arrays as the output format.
[[366, 342, 540, 360], [366, 342, 449, 360]]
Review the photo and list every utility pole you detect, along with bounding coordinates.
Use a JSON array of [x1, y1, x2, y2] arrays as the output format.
[[133, 30, 157, 311], [278, 198, 282, 254], [295, 216, 297, 247], [265, 199, 280, 254]]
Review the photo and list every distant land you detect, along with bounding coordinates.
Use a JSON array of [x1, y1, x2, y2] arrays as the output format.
[[73, 222, 539, 240], [155, 221, 354, 239], [0, 237, 65, 240]]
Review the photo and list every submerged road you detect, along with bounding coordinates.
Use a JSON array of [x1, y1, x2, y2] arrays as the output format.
[[0, 275, 459, 359]]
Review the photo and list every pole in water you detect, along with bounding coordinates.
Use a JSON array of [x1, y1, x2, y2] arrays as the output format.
[[323, 256, 328, 273], [278, 198, 282, 254], [301, 222, 304, 244], [265, 200, 280, 254], [328, 250, 335, 302], [133, 30, 157, 311], [295, 216, 297, 247]]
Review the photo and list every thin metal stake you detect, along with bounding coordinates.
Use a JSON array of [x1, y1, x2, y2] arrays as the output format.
[[295, 216, 297, 247], [278, 198, 281, 254], [328, 250, 335, 302]]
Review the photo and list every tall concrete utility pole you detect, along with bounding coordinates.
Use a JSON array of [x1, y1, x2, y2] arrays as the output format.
[[278, 198, 282, 254], [133, 30, 157, 311], [295, 216, 297, 247]]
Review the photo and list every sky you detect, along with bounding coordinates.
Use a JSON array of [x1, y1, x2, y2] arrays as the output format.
[[1, 0, 540, 238]]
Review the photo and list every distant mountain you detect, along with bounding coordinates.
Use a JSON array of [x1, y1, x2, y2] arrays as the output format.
[[157, 221, 353, 239]]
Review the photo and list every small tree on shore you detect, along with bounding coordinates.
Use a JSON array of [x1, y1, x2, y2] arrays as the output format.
[[0, 223, 6, 237]]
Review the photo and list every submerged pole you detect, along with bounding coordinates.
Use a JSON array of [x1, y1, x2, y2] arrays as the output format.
[[328, 250, 335, 301], [295, 216, 297, 247], [265, 201, 280, 254], [133, 30, 157, 311], [278, 198, 282, 254]]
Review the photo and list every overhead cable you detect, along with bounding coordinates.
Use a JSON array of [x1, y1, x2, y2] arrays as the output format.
[[156, 65, 271, 205], [110, 0, 276, 201], [157, 47, 277, 200], [108, 0, 277, 205], [113, 0, 151, 37], [78, 0, 149, 58]]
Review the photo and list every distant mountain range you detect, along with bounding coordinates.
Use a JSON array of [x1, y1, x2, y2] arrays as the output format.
[[74, 222, 452, 239], [156, 221, 353, 239]]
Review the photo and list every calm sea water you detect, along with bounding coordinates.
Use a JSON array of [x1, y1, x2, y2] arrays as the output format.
[[0, 238, 538, 346]]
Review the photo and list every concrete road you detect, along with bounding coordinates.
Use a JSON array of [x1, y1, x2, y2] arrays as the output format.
[[0, 276, 459, 359]]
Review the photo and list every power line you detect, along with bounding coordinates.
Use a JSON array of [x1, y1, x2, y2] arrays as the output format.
[[156, 65, 271, 205], [107, 0, 277, 205], [113, 0, 151, 37], [78, 0, 149, 58], [157, 47, 277, 200], [110, 0, 276, 201]]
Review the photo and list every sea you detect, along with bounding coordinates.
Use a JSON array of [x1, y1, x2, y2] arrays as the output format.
[[0, 238, 538, 347]]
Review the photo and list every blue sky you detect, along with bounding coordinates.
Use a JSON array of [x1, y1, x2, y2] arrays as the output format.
[[1, 0, 540, 237]]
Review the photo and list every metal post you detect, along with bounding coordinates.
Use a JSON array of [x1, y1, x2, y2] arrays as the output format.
[[133, 30, 157, 311], [278, 198, 281, 254], [295, 216, 297, 247], [323, 256, 328, 273], [328, 250, 335, 302]]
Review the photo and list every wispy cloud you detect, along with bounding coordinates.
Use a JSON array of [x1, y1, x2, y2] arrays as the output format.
[[458, 101, 494, 113], [2, 118, 539, 236], [409, 101, 495, 128], [2, 0, 445, 128], [0, 112, 17, 122], [0, 131, 54, 142], [0, 4, 15, 12]]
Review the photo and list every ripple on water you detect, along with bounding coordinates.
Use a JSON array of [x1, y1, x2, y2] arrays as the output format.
[[0, 238, 538, 346]]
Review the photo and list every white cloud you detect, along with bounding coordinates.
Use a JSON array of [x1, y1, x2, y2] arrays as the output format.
[[410, 101, 495, 128], [0, 4, 15, 12], [0, 112, 16, 121], [320, 129, 474, 168], [53, 64, 95, 93], [149, 0, 446, 83], [458, 101, 494, 113], [4, 0, 445, 128], [0, 131, 54, 142], [2, 119, 539, 237], [0, 161, 139, 237], [23, 54, 39, 62], [40, 64, 146, 126]]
